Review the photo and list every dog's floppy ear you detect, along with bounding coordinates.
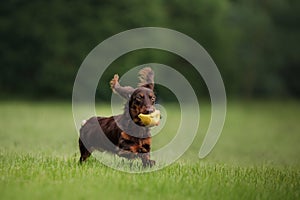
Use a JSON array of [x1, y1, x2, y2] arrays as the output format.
[[138, 67, 154, 90], [110, 74, 134, 100]]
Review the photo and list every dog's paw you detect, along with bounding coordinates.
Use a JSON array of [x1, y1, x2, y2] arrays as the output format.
[[142, 159, 156, 167]]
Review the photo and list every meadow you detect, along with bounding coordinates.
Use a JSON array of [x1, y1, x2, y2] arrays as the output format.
[[0, 100, 299, 199]]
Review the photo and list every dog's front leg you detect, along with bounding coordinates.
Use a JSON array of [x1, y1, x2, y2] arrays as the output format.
[[139, 138, 155, 167]]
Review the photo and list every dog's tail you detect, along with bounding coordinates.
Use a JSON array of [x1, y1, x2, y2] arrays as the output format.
[[138, 67, 154, 90], [81, 120, 87, 127]]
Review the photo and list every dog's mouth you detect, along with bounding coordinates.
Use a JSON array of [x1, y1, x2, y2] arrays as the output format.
[[129, 107, 159, 127], [141, 108, 155, 115], [137, 109, 161, 127], [135, 109, 154, 125]]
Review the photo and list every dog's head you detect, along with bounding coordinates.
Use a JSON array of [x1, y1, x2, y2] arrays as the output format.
[[128, 87, 156, 126], [112, 67, 156, 126]]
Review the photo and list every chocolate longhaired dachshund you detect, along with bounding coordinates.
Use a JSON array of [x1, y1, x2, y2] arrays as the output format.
[[79, 67, 156, 167]]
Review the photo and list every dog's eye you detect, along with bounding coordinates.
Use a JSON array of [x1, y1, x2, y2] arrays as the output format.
[[150, 96, 156, 102], [134, 96, 143, 104], [135, 96, 142, 102]]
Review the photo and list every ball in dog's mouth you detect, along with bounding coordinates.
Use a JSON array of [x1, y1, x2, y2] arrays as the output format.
[[138, 109, 161, 127]]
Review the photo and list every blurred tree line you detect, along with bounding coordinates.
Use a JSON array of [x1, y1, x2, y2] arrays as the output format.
[[0, 0, 299, 100]]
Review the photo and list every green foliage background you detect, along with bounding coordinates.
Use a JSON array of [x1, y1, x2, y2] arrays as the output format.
[[0, 0, 299, 100]]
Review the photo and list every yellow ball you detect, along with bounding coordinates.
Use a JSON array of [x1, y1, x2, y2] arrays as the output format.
[[138, 110, 161, 127]]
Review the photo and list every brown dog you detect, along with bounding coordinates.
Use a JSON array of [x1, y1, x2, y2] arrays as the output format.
[[79, 67, 156, 167]]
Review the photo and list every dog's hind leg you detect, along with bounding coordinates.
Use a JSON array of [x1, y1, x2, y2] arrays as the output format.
[[79, 138, 91, 163]]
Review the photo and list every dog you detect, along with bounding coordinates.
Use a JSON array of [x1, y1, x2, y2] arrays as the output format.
[[78, 67, 156, 167]]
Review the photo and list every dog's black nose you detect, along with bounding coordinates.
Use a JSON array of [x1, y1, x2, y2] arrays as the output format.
[[145, 108, 154, 114]]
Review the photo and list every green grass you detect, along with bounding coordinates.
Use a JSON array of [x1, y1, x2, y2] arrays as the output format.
[[0, 100, 300, 199]]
